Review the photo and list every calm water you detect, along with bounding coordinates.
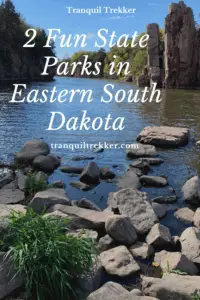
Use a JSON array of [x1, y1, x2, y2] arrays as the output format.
[[1, 77, 200, 235]]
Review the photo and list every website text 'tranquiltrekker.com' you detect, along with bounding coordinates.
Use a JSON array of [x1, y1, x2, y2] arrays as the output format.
[[51, 142, 139, 151]]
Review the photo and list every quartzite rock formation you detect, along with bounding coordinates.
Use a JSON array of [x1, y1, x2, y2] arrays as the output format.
[[138, 1, 200, 89]]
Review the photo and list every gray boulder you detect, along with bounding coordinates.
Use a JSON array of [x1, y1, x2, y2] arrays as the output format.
[[182, 176, 200, 205], [46, 204, 113, 230], [129, 242, 154, 260], [33, 154, 60, 173], [180, 227, 200, 264], [117, 170, 141, 189], [77, 257, 102, 298], [87, 282, 129, 300], [15, 170, 27, 191], [126, 143, 156, 158], [0, 252, 23, 299], [175, 208, 194, 224], [70, 181, 91, 191], [151, 196, 177, 204], [137, 126, 189, 147], [193, 208, 200, 228], [152, 203, 167, 219], [100, 167, 115, 180], [105, 215, 137, 246], [154, 250, 198, 275], [146, 224, 172, 249], [98, 235, 116, 253], [139, 157, 164, 165], [29, 188, 70, 213], [60, 166, 84, 174], [34, 171, 48, 183], [14, 140, 50, 165], [77, 198, 101, 211], [0, 182, 24, 204], [0, 168, 13, 189], [141, 274, 200, 300], [100, 246, 140, 277], [108, 189, 158, 235], [140, 176, 168, 187], [80, 162, 100, 184]]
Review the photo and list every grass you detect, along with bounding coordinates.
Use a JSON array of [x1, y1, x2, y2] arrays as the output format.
[[24, 172, 49, 196], [0, 209, 96, 300], [192, 295, 200, 300]]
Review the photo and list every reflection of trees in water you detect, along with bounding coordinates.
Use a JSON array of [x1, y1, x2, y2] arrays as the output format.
[[134, 89, 200, 131]]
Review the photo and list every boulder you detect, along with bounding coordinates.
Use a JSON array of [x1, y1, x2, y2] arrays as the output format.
[[68, 229, 98, 241], [129, 160, 150, 174], [182, 176, 200, 206], [77, 257, 102, 298], [0, 182, 24, 204], [108, 189, 158, 235], [146, 224, 172, 249], [140, 176, 168, 187], [0, 204, 26, 230], [87, 282, 129, 300], [72, 156, 95, 161], [139, 157, 164, 165], [51, 180, 65, 188], [117, 170, 141, 190], [141, 274, 200, 300], [180, 227, 200, 264], [0, 204, 26, 218], [193, 208, 200, 228], [0, 168, 13, 189], [34, 171, 48, 183], [33, 154, 60, 173], [60, 166, 84, 174], [46, 204, 113, 230], [164, 1, 200, 89], [129, 242, 154, 260], [98, 235, 116, 253], [77, 198, 101, 211], [105, 215, 138, 246], [126, 144, 156, 159], [0, 252, 23, 299], [175, 208, 194, 224], [100, 167, 115, 180], [129, 289, 142, 296], [154, 250, 198, 275], [29, 188, 70, 213], [151, 196, 177, 204], [80, 162, 100, 184], [100, 246, 140, 277], [15, 170, 27, 191], [14, 140, 50, 165], [152, 203, 167, 219], [70, 181, 91, 191], [137, 126, 189, 147]]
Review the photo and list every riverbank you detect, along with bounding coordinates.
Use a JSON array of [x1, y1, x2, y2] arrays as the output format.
[[1, 125, 200, 299]]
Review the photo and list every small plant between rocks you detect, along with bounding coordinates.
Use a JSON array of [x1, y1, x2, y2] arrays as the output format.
[[0, 209, 96, 300], [24, 172, 49, 196]]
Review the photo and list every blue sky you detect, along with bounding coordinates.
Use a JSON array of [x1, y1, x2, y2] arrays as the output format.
[[12, 0, 200, 58]]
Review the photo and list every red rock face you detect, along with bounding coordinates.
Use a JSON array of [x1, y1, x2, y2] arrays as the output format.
[[164, 1, 200, 88]]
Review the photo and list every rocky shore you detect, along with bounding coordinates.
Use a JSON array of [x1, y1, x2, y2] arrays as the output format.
[[1, 126, 200, 299]]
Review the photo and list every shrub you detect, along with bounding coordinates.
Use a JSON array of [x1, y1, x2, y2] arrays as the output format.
[[24, 172, 48, 196], [1, 209, 96, 300]]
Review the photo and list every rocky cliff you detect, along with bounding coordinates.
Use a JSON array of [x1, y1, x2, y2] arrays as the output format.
[[138, 1, 200, 89], [165, 1, 200, 88]]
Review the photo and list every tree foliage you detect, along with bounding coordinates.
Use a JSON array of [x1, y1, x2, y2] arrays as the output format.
[[0, 0, 55, 83]]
